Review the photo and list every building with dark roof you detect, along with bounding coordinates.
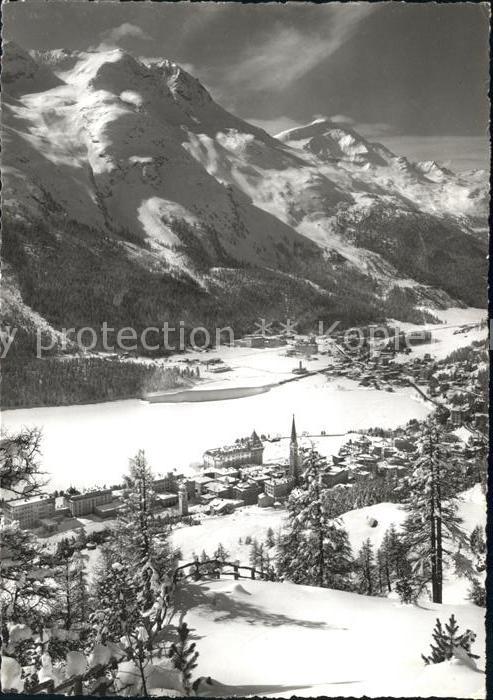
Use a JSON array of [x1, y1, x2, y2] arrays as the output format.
[[203, 431, 264, 469]]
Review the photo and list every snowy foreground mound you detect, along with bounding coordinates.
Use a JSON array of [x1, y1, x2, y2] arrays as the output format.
[[177, 579, 485, 698]]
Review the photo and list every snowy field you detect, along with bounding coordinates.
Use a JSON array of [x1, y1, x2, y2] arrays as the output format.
[[391, 307, 487, 363], [178, 578, 485, 698], [171, 507, 285, 564], [339, 484, 486, 605]]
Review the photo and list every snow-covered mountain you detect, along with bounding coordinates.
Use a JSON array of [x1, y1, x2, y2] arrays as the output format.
[[1, 43, 488, 352]]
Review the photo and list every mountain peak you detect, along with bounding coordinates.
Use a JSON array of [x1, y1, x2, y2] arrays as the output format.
[[149, 59, 211, 105], [276, 118, 394, 167], [416, 160, 456, 180], [31, 48, 82, 73], [49, 48, 152, 96], [2, 41, 63, 94]]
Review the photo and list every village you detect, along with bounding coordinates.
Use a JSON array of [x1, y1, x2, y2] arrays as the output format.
[[2, 321, 487, 543]]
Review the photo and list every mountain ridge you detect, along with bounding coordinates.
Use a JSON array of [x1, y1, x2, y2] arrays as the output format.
[[1, 43, 488, 361]]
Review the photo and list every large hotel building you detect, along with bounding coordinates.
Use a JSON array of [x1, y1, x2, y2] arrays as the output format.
[[203, 431, 264, 469], [4, 495, 55, 530]]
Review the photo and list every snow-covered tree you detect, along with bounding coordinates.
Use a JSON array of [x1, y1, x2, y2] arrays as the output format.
[[168, 622, 199, 695], [277, 449, 353, 590], [470, 524, 486, 556], [377, 524, 410, 593], [356, 539, 378, 596], [468, 578, 486, 607], [421, 614, 479, 665], [257, 543, 266, 571], [55, 549, 89, 632], [213, 543, 229, 563], [118, 451, 176, 581], [91, 548, 135, 645], [402, 424, 466, 603], [90, 451, 179, 689], [395, 576, 418, 604], [469, 524, 486, 573], [0, 428, 47, 498], [249, 539, 259, 568], [0, 430, 58, 662]]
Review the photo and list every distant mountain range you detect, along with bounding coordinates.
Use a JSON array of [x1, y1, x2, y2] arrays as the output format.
[[2, 42, 488, 357]]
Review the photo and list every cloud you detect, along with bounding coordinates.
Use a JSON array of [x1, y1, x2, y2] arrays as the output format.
[[355, 122, 395, 139], [95, 23, 151, 49], [224, 5, 377, 93], [176, 61, 198, 77], [245, 115, 302, 135], [330, 114, 355, 125]]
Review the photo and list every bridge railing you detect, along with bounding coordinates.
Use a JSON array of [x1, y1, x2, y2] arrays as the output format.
[[173, 559, 275, 584]]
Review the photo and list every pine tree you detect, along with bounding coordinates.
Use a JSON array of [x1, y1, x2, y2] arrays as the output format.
[[213, 542, 229, 563], [377, 524, 411, 593], [70, 550, 89, 626], [265, 527, 275, 548], [0, 428, 46, 498], [403, 423, 466, 603], [116, 450, 177, 621], [55, 548, 89, 631], [469, 525, 486, 573], [468, 578, 486, 607], [249, 539, 259, 568], [356, 539, 378, 596], [277, 449, 354, 590], [91, 451, 177, 681], [168, 622, 199, 695], [90, 547, 136, 644], [257, 543, 265, 572], [470, 525, 486, 555], [422, 614, 479, 664], [1, 430, 58, 658], [74, 528, 87, 551], [395, 576, 418, 604], [198, 549, 213, 577], [376, 548, 387, 595]]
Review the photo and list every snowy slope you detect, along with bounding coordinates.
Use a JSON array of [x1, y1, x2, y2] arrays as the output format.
[[170, 485, 485, 605], [178, 578, 485, 697], [3, 45, 319, 273], [339, 485, 486, 605], [277, 118, 488, 222], [171, 507, 285, 564]]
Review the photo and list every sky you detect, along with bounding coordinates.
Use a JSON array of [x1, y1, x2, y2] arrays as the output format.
[[3, 1, 490, 169]]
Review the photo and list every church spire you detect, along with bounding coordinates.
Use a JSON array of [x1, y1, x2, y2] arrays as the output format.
[[289, 414, 300, 485], [251, 429, 261, 446], [290, 415, 297, 443]]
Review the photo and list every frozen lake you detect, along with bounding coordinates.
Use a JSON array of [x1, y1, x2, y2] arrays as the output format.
[[2, 375, 432, 490], [2, 307, 485, 490]]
